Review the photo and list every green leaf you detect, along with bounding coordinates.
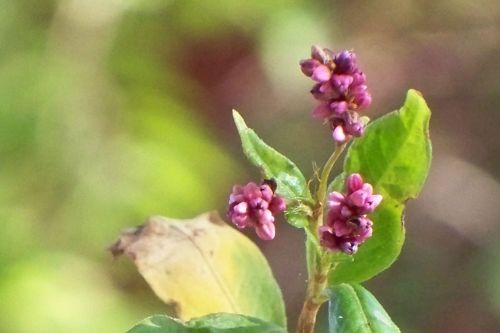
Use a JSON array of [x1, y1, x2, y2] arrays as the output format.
[[111, 212, 286, 328], [329, 284, 401, 333], [329, 90, 432, 284], [233, 110, 312, 228], [127, 313, 287, 333], [284, 211, 309, 228]]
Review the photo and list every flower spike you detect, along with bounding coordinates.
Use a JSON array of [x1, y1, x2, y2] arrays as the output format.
[[228, 180, 286, 240], [320, 173, 382, 254], [300, 46, 372, 143]]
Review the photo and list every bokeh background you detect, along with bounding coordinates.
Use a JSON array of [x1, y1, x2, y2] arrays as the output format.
[[1, 0, 500, 332]]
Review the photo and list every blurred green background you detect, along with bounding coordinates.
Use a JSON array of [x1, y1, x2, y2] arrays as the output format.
[[1, 0, 499, 332]]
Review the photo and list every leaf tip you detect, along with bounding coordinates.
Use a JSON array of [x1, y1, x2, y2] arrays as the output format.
[[405, 89, 431, 116], [232, 109, 247, 132], [408, 88, 423, 97]]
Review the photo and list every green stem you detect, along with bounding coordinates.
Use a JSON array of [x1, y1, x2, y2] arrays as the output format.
[[296, 253, 331, 333], [306, 143, 347, 241], [296, 143, 347, 333], [317, 143, 347, 204]]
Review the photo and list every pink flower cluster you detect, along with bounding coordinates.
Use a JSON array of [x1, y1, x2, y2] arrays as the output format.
[[319, 173, 382, 254], [228, 180, 286, 240], [300, 46, 372, 143]]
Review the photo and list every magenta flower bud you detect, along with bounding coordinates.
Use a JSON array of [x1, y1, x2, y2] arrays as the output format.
[[351, 83, 367, 93], [311, 82, 339, 101], [357, 228, 372, 242], [333, 218, 353, 237], [328, 191, 345, 209], [348, 183, 373, 207], [300, 59, 321, 77], [255, 222, 275, 241], [258, 209, 275, 225], [312, 103, 332, 119], [232, 215, 248, 229], [340, 241, 358, 255], [260, 183, 274, 202], [243, 182, 260, 200], [334, 50, 357, 74], [348, 121, 365, 137], [350, 189, 369, 207], [233, 202, 248, 214], [312, 65, 332, 82], [347, 173, 363, 192], [269, 196, 286, 214], [350, 84, 372, 110], [354, 91, 372, 110], [258, 199, 270, 210], [331, 74, 353, 94], [341, 111, 365, 137], [340, 205, 353, 218], [347, 217, 373, 243], [228, 180, 286, 240], [332, 125, 347, 143], [361, 183, 373, 195], [330, 101, 348, 115], [351, 72, 366, 86], [369, 194, 383, 208], [228, 185, 243, 204], [360, 194, 383, 214]]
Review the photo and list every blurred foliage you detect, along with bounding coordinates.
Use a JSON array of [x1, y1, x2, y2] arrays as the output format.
[[0, 253, 136, 333], [1, 0, 499, 332], [0, 0, 241, 330]]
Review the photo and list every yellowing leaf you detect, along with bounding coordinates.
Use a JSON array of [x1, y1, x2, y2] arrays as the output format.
[[110, 211, 286, 328]]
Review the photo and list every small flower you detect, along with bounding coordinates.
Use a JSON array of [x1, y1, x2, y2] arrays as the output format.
[[319, 173, 382, 254], [300, 46, 372, 143], [228, 180, 286, 240]]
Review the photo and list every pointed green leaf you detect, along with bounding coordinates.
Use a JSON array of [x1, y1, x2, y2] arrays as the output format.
[[233, 110, 312, 228], [329, 284, 401, 333], [111, 212, 286, 327], [127, 313, 287, 333], [329, 90, 432, 284]]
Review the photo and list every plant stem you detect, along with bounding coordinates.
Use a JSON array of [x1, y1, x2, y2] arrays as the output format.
[[296, 254, 331, 333], [307, 143, 347, 238], [317, 143, 347, 205], [296, 143, 346, 333]]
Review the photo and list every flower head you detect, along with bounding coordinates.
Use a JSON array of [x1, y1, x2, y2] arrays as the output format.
[[228, 180, 286, 240], [320, 173, 382, 254], [300, 46, 372, 143]]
